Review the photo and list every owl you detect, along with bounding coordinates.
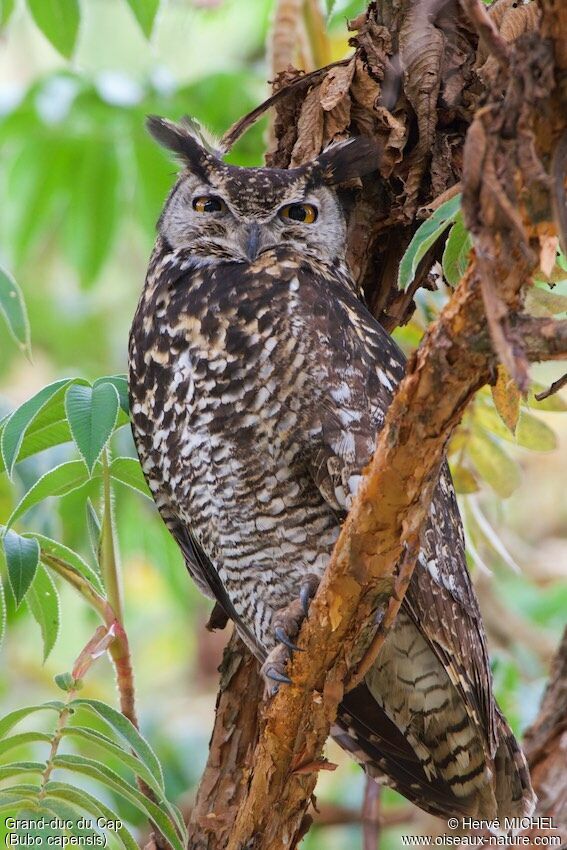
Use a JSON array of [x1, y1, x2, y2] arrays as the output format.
[[128, 116, 535, 821]]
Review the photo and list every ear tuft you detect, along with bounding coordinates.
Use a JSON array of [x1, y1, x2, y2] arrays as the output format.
[[315, 137, 380, 185], [146, 115, 216, 180]]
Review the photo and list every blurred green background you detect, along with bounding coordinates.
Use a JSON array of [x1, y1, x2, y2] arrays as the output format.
[[0, 1, 566, 847]]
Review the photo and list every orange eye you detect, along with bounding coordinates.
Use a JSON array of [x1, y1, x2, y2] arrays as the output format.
[[192, 196, 226, 213], [279, 203, 318, 224]]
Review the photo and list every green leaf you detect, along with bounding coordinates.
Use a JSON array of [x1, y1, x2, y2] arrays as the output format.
[[0, 703, 63, 738], [0, 731, 52, 757], [54, 672, 76, 692], [441, 213, 472, 286], [26, 565, 60, 661], [0, 419, 73, 475], [449, 464, 479, 494], [8, 136, 78, 267], [398, 193, 462, 290], [25, 533, 103, 592], [93, 375, 129, 415], [468, 430, 522, 498], [0, 763, 44, 782], [476, 404, 558, 452], [515, 410, 558, 452], [0, 795, 43, 812], [45, 783, 139, 850], [70, 699, 164, 790], [7, 460, 93, 529], [52, 754, 185, 850], [1, 378, 72, 478], [3, 531, 40, 607], [0, 266, 31, 358], [65, 384, 120, 473], [62, 140, 120, 285], [125, 0, 160, 38], [42, 798, 103, 839], [109, 457, 152, 499], [0, 580, 5, 652], [26, 0, 80, 58], [62, 726, 163, 800], [0, 0, 16, 27], [86, 499, 102, 565], [475, 404, 518, 443]]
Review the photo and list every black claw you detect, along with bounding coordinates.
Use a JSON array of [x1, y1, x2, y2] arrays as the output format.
[[266, 667, 292, 685], [275, 626, 303, 653]]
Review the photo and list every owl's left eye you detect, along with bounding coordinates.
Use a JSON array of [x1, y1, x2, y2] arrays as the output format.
[[192, 196, 226, 213], [279, 203, 318, 224]]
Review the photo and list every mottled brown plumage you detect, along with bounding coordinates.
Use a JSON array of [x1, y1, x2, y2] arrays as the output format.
[[128, 117, 535, 821]]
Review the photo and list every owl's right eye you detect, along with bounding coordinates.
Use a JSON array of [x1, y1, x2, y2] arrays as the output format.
[[192, 196, 226, 213]]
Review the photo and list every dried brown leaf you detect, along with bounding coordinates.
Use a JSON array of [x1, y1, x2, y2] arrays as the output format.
[[350, 56, 381, 111], [491, 364, 521, 433], [399, 6, 445, 213], [290, 84, 324, 166], [319, 61, 355, 111], [323, 98, 351, 144], [476, 0, 541, 84], [374, 106, 408, 174]]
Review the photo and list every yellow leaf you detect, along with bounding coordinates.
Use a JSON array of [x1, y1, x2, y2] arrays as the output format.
[[450, 464, 479, 494], [491, 366, 520, 433]]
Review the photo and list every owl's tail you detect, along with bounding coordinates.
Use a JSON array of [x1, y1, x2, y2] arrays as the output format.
[[333, 674, 536, 822], [492, 708, 536, 821]]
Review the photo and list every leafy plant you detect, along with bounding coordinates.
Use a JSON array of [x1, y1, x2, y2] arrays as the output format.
[[0, 366, 177, 838], [1, 0, 162, 57]]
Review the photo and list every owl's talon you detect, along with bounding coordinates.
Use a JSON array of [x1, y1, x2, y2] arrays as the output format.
[[300, 574, 320, 617], [274, 626, 303, 653], [261, 643, 293, 696], [265, 667, 292, 685]]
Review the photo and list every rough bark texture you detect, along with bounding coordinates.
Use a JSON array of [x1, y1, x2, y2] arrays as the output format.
[[187, 634, 263, 849], [187, 0, 567, 847]]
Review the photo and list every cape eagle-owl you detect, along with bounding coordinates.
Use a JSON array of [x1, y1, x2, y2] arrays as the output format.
[[128, 116, 535, 821]]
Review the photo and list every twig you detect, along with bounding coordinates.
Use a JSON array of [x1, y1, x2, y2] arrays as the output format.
[[313, 801, 415, 829], [505, 316, 567, 362], [534, 371, 567, 401], [220, 60, 350, 152], [362, 779, 382, 850], [100, 448, 123, 625]]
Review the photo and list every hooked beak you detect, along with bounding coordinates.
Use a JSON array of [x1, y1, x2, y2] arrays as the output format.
[[245, 223, 261, 261]]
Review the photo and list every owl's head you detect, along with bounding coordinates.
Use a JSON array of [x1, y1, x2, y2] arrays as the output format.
[[147, 116, 379, 265]]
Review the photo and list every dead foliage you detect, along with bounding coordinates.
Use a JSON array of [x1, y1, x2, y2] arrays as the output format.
[[223, 0, 540, 332]]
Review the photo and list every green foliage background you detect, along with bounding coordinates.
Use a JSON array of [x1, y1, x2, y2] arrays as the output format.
[[0, 1, 566, 847]]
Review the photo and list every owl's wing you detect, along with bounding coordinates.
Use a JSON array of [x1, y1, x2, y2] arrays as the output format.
[[170, 520, 262, 655], [302, 288, 498, 751]]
